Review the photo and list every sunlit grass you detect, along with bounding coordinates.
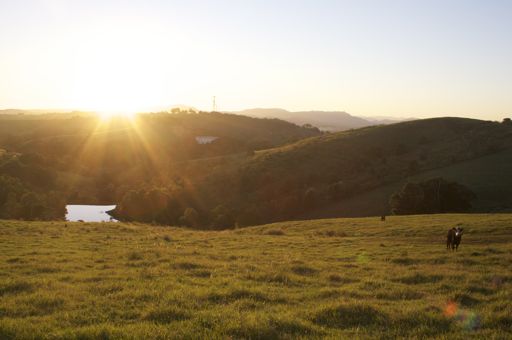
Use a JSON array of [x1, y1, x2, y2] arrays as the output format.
[[1, 214, 511, 338]]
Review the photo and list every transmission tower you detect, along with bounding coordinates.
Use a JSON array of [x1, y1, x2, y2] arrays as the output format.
[[212, 96, 217, 112]]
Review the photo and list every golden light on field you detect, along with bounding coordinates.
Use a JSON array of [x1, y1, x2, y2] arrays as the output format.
[[97, 110, 136, 121]]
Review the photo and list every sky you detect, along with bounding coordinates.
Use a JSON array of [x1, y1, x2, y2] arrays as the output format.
[[0, 0, 511, 120]]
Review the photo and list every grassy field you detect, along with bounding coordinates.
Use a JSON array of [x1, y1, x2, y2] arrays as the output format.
[[1, 214, 511, 339], [307, 148, 512, 219]]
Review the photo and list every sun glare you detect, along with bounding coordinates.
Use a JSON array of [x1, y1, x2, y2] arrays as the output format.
[[69, 20, 170, 118], [97, 110, 136, 121]]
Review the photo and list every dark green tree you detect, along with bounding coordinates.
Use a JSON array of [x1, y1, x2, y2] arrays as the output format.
[[181, 207, 200, 228], [390, 178, 475, 215]]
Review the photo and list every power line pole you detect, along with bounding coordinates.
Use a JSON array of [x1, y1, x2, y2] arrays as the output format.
[[212, 96, 217, 112]]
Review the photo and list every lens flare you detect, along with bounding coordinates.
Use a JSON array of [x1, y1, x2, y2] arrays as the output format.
[[444, 301, 481, 331], [443, 301, 457, 317]]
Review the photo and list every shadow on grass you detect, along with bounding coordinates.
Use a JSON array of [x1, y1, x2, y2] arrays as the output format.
[[189, 270, 211, 278], [143, 306, 190, 324], [291, 265, 318, 276], [453, 293, 480, 307], [395, 273, 444, 285], [327, 273, 357, 284], [313, 304, 388, 329], [391, 257, 421, 265], [228, 318, 321, 339], [0, 281, 34, 296], [375, 289, 424, 300], [489, 316, 512, 331], [205, 289, 284, 304], [127, 251, 144, 261], [11, 294, 66, 317], [316, 289, 365, 300], [173, 261, 204, 270], [393, 313, 452, 336], [246, 272, 298, 286], [467, 285, 495, 296]]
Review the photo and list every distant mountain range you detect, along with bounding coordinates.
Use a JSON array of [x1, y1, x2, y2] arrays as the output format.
[[1, 107, 414, 131], [0, 109, 95, 120], [233, 108, 414, 131]]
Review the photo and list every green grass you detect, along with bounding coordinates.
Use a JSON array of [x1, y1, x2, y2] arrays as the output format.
[[309, 148, 512, 219], [1, 214, 512, 339]]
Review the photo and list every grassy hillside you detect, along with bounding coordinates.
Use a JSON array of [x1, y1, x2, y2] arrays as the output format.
[[306, 147, 512, 219], [0, 111, 320, 221], [1, 214, 511, 338], [0, 111, 321, 156], [2, 115, 512, 227], [201, 117, 512, 225]]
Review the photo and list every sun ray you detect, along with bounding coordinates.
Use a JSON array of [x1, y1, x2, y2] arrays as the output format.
[[127, 116, 167, 181], [65, 118, 109, 201]]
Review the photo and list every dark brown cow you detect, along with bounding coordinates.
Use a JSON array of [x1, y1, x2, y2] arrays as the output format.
[[447, 227, 464, 251]]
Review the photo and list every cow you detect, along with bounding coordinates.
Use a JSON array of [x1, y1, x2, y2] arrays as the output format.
[[447, 227, 464, 251]]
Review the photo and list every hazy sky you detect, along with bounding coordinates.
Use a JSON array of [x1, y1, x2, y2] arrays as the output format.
[[1, 0, 511, 119]]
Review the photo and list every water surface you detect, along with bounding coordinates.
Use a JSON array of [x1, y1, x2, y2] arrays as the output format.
[[66, 205, 118, 222]]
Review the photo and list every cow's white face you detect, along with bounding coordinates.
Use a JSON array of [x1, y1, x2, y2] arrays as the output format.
[[455, 228, 463, 237]]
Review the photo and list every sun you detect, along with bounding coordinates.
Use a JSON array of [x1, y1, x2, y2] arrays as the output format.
[[69, 24, 170, 118]]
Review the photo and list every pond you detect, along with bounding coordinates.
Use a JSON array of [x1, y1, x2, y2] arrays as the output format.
[[66, 205, 118, 222]]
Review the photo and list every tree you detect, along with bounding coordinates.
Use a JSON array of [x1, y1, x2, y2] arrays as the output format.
[[1, 193, 21, 219], [236, 206, 264, 227], [210, 205, 235, 229], [118, 190, 148, 221], [390, 178, 475, 215], [181, 207, 200, 228], [389, 182, 424, 215], [145, 188, 169, 221], [19, 192, 44, 219]]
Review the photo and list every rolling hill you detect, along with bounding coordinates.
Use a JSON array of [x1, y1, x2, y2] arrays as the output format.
[[304, 147, 512, 219], [2, 112, 512, 227], [187, 117, 512, 226], [0, 112, 321, 220]]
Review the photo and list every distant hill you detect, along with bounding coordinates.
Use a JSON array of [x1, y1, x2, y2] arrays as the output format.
[[0, 111, 321, 156], [362, 115, 416, 125], [0, 111, 321, 219], [233, 108, 412, 131], [0, 109, 58, 115], [2, 112, 512, 228], [1, 108, 413, 130], [0, 109, 95, 120], [185, 117, 512, 226]]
